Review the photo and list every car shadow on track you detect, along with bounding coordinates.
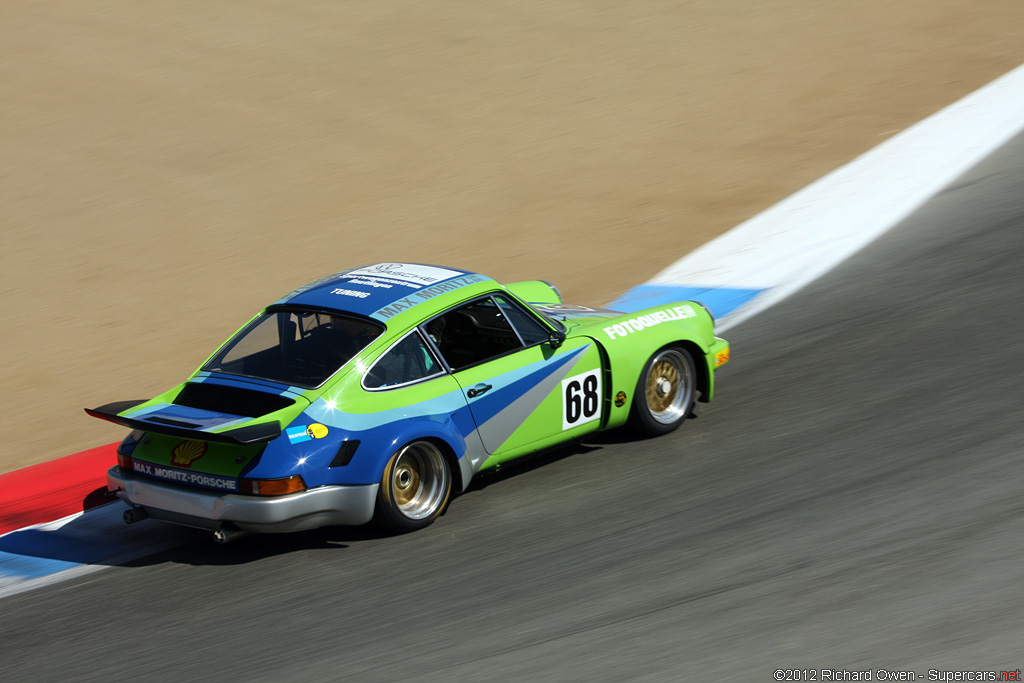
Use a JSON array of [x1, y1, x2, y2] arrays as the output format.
[[122, 440, 611, 567], [460, 411, 700, 493], [3, 422, 684, 574], [112, 439, 616, 567]]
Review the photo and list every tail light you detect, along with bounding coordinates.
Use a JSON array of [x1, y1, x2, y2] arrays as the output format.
[[116, 430, 146, 468], [117, 452, 134, 471]]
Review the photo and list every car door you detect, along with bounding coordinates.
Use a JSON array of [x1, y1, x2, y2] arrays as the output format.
[[424, 293, 605, 462]]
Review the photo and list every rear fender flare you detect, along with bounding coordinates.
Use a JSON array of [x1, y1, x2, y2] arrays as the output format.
[[363, 420, 476, 493]]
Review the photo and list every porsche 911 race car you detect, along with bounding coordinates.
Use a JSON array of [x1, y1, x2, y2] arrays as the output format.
[[89, 263, 729, 540]]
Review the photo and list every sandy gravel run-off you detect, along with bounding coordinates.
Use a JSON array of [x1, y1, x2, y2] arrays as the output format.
[[1, 1, 1022, 473]]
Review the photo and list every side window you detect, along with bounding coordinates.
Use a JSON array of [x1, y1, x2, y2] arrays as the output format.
[[364, 331, 443, 389], [425, 297, 523, 372], [494, 295, 550, 345]]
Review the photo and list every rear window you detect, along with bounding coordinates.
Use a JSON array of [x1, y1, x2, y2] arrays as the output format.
[[203, 309, 384, 388]]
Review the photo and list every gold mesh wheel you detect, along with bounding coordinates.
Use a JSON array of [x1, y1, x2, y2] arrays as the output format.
[[643, 348, 694, 425], [387, 441, 450, 521]]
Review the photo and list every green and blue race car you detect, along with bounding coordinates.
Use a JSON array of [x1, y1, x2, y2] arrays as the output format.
[[89, 263, 729, 540]]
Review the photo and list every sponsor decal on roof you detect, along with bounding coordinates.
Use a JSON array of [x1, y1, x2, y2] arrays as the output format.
[[347, 277, 394, 289], [603, 305, 696, 340], [331, 288, 370, 298], [345, 263, 463, 288], [372, 274, 486, 320], [280, 263, 486, 315]]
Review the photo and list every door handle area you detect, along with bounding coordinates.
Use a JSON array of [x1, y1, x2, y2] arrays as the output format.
[[467, 384, 492, 398]]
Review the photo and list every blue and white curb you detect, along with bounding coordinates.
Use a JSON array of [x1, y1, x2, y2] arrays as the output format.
[[610, 63, 1024, 332], [3, 62, 1024, 601], [0, 504, 200, 599]]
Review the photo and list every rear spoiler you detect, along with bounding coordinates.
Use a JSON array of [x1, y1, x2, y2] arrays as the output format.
[[85, 400, 282, 446]]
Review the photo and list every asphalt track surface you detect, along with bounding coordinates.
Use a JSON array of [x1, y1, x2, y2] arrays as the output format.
[[3, 133, 1023, 681]]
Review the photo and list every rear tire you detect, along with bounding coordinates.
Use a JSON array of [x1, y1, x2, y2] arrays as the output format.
[[374, 440, 452, 532], [628, 346, 696, 436]]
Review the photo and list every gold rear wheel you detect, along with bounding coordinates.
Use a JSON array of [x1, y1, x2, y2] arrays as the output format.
[[376, 440, 452, 532]]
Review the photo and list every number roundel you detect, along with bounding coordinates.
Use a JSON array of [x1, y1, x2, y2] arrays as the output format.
[[562, 369, 601, 430]]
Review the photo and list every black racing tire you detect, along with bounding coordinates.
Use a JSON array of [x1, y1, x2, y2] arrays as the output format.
[[374, 440, 452, 533], [628, 345, 696, 436]]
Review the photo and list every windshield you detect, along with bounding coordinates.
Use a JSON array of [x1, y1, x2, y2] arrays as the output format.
[[202, 308, 384, 388]]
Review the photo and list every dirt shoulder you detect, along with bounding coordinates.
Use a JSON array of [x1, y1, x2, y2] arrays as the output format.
[[2, 1, 1022, 473]]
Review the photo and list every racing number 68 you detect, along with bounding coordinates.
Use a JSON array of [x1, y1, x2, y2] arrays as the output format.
[[565, 375, 598, 423], [562, 369, 601, 430]]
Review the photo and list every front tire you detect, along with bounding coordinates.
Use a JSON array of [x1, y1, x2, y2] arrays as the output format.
[[629, 346, 696, 436], [374, 440, 452, 532]]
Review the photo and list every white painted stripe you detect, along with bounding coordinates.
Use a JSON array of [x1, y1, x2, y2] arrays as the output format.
[[632, 63, 1024, 332]]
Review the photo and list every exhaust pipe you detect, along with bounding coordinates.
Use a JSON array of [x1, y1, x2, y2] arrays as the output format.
[[123, 507, 149, 524], [212, 528, 250, 544]]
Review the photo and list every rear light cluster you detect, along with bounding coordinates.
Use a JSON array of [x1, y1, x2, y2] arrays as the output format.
[[116, 430, 143, 471], [239, 475, 306, 496]]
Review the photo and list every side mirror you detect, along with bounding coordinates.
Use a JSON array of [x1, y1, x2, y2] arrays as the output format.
[[548, 328, 566, 349]]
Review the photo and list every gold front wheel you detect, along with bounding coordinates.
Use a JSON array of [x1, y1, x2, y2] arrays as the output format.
[[630, 346, 696, 435]]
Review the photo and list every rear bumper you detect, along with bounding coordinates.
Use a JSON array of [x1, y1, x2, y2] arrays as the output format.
[[107, 467, 377, 533]]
